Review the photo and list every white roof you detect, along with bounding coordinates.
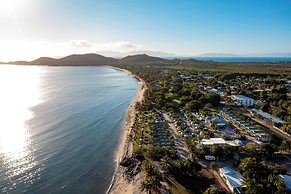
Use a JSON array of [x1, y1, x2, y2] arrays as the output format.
[[201, 138, 240, 147], [279, 174, 291, 190], [232, 95, 254, 101], [201, 138, 226, 145], [226, 141, 240, 147], [219, 167, 243, 189], [252, 109, 287, 124]]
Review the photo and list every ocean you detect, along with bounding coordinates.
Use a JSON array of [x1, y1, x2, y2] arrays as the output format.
[[165, 57, 291, 62], [192, 57, 291, 62], [0, 65, 138, 194]]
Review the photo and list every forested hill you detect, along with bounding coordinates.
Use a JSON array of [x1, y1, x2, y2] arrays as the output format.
[[3, 53, 291, 74], [6, 53, 167, 66], [10, 54, 118, 66]]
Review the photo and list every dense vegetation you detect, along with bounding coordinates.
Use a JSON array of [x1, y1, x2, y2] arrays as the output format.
[[114, 62, 290, 194], [8, 54, 290, 193]]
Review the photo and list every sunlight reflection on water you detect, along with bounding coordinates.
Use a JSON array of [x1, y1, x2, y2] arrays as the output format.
[[0, 65, 44, 186]]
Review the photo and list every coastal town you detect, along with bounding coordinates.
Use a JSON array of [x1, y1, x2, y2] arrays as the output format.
[[1, 0, 291, 193], [111, 63, 291, 194]]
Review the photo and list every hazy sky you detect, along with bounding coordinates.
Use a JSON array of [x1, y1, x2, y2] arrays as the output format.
[[0, 0, 291, 61]]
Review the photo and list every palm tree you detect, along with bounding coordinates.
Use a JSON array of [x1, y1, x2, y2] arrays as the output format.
[[140, 174, 162, 193]]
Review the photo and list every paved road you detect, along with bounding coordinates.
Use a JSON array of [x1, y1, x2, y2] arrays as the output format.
[[162, 113, 190, 159]]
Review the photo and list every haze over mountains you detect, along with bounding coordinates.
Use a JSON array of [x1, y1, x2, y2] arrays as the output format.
[[2, 52, 291, 67], [6, 54, 168, 66]]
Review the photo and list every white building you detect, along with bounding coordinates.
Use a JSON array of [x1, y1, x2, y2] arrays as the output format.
[[231, 95, 255, 107], [251, 109, 287, 125], [219, 167, 245, 193], [201, 138, 226, 146], [200, 138, 240, 147]]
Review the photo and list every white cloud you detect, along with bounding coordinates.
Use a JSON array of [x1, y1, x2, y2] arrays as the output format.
[[70, 40, 93, 48], [69, 40, 141, 52], [0, 40, 143, 61]]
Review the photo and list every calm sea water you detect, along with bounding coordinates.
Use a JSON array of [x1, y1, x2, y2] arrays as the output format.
[[194, 57, 291, 62], [0, 65, 137, 194]]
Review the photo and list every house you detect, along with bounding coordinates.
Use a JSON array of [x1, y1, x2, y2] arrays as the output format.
[[231, 95, 255, 107], [219, 167, 245, 193], [220, 109, 269, 142]]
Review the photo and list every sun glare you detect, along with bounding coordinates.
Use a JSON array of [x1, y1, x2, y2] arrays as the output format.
[[0, 0, 27, 12], [0, 65, 43, 178]]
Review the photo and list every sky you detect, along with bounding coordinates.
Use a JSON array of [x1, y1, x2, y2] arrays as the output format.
[[0, 0, 291, 61]]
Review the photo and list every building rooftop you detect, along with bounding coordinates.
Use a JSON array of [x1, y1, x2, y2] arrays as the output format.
[[201, 138, 240, 147], [279, 174, 291, 190], [201, 138, 226, 145], [232, 95, 254, 101], [219, 167, 243, 190], [252, 109, 287, 124]]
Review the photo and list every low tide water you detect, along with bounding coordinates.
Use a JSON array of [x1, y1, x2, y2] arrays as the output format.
[[0, 65, 137, 194]]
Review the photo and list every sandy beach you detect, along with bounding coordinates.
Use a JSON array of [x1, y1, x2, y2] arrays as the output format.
[[107, 66, 147, 194]]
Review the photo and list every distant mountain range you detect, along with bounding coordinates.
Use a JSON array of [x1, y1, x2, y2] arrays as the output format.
[[97, 50, 177, 58], [2, 53, 291, 67], [6, 53, 168, 66]]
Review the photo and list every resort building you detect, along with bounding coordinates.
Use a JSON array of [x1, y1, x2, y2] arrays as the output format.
[[201, 138, 227, 146], [231, 95, 255, 107], [219, 167, 245, 194], [200, 138, 240, 148], [250, 109, 287, 125], [220, 110, 269, 142]]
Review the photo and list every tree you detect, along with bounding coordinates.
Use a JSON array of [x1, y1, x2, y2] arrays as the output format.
[[210, 162, 218, 170], [145, 146, 177, 161], [280, 140, 291, 152], [185, 100, 201, 111], [140, 160, 162, 193], [207, 93, 221, 107], [238, 157, 287, 194], [260, 102, 270, 112], [259, 143, 276, 158], [205, 103, 213, 109], [266, 174, 287, 194], [210, 145, 224, 157], [168, 159, 202, 177], [140, 174, 162, 193], [203, 187, 219, 194], [259, 91, 268, 101]]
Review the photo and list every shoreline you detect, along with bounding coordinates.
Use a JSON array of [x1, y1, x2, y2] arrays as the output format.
[[0, 64, 145, 193], [107, 66, 147, 194]]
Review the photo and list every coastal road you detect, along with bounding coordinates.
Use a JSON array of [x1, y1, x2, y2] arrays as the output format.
[[162, 113, 190, 159]]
